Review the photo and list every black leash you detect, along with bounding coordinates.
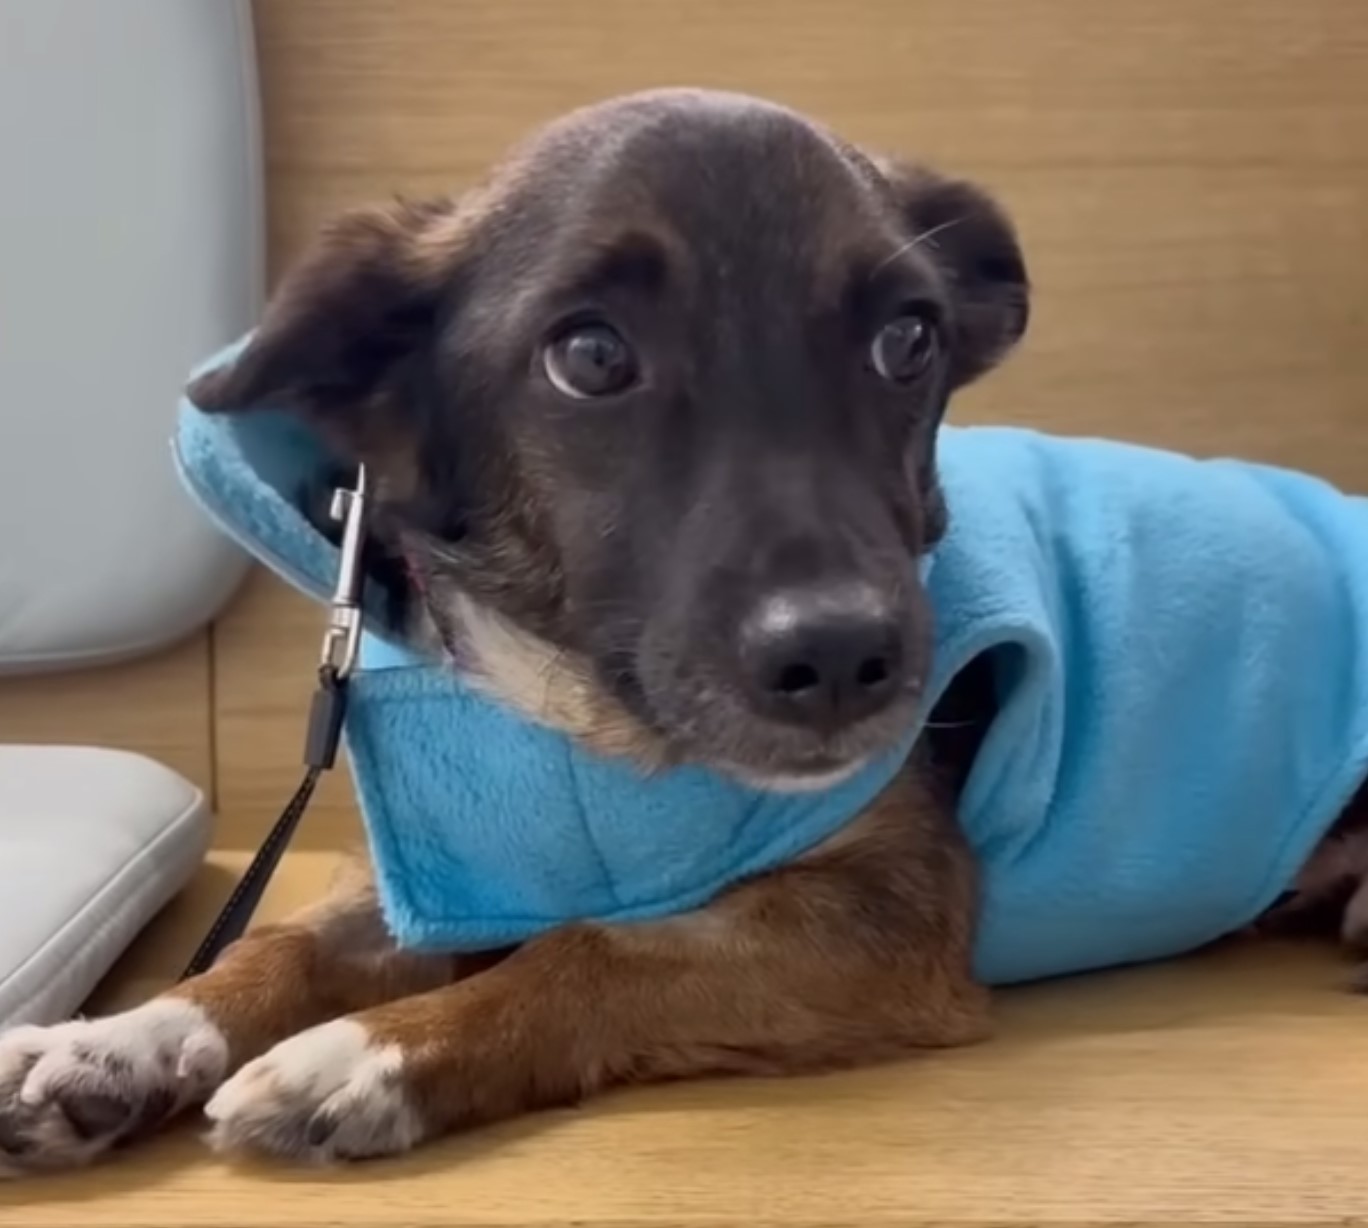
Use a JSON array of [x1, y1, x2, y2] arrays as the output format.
[[179, 668, 346, 978], [180, 468, 370, 981]]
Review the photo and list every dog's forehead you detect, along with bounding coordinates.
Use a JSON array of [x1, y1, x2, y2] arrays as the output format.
[[507, 90, 894, 264]]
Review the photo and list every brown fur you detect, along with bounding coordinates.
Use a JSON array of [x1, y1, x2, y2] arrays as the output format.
[[165, 859, 468, 1066], [169, 762, 984, 1147]]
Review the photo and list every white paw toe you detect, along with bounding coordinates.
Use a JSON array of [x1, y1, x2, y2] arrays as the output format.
[[0, 1000, 227, 1176], [204, 1019, 423, 1164]]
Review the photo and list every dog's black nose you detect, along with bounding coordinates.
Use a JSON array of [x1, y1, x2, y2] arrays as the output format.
[[737, 582, 906, 729]]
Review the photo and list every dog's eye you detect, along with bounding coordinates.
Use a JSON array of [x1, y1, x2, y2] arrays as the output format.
[[870, 311, 938, 384], [543, 323, 638, 399]]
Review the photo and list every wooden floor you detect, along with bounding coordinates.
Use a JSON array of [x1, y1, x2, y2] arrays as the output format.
[[6, 853, 1368, 1228], [3, 0, 1368, 1223]]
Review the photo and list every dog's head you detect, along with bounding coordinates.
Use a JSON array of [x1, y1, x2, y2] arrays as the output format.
[[191, 89, 1028, 787]]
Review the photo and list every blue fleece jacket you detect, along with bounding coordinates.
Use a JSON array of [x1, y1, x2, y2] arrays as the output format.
[[174, 344, 1368, 985]]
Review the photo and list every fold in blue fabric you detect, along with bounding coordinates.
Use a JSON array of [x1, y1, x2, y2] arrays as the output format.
[[174, 339, 1368, 985]]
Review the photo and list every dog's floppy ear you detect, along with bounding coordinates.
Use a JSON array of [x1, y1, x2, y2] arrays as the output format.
[[187, 199, 463, 433], [877, 160, 1030, 388]]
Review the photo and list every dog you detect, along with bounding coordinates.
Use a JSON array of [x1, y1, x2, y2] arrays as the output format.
[[3, 87, 1367, 1175]]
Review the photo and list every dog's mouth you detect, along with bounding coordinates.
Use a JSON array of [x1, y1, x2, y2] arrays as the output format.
[[598, 583, 931, 786], [606, 650, 922, 789], [678, 704, 918, 792]]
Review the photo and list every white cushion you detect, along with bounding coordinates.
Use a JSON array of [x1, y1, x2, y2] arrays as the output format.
[[0, 746, 211, 1027], [0, 0, 261, 672]]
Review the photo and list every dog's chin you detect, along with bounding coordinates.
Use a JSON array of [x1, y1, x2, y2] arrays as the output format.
[[638, 694, 918, 794], [723, 756, 871, 794]]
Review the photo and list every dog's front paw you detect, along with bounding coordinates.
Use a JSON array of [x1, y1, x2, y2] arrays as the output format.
[[204, 1019, 424, 1164], [0, 999, 227, 1176]]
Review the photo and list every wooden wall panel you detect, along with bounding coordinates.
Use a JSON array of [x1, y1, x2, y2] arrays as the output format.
[[212, 0, 1368, 851], [0, 634, 213, 801], [249, 0, 1368, 474]]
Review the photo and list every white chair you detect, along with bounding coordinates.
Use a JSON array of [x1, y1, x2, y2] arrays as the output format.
[[0, 0, 263, 1024]]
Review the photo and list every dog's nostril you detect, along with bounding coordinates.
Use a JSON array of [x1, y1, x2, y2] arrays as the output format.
[[856, 656, 891, 688], [773, 655, 889, 699], [777, 662, 821, 695]]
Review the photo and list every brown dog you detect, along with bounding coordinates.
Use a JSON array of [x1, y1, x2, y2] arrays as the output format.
[[0, 88, 1363, 1174]]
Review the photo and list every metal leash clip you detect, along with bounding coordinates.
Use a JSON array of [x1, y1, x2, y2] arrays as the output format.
[[180, 464, 371, 979], [319, 464, 370, 681], [304, 464, 370, 772]]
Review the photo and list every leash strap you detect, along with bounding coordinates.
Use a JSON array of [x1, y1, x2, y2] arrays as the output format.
[[179, 467, 370, 982]]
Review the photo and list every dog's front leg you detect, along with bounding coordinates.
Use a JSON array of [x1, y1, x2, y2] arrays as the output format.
[[0, 859, 466, 1177], [206, 775, 989, 1164]]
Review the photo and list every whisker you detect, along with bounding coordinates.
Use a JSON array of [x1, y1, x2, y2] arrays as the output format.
[[868, 215, 969, 282]]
